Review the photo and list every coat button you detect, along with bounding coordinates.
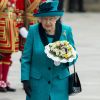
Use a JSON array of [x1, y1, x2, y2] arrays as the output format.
[[48, 67, 51, 70], [48, 80, 51, 84]]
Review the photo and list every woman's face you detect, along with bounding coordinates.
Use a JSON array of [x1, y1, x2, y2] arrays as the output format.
[[39, 16, 59, 32]]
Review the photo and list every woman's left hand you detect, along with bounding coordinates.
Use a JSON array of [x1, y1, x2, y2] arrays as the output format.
[[22, 80, 32, 97]]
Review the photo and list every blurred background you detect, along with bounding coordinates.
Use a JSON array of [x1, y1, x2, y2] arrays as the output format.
[[0, 0, 100, 100], [64, 0, 100, 12]]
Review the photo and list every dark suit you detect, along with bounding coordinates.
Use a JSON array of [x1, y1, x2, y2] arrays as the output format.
[[68, 0, 85, 12]]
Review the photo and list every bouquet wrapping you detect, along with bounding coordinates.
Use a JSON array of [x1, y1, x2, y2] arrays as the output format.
[[44, 41, 77, 66]]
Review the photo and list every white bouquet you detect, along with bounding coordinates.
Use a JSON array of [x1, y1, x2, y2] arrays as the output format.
[[44, 41, 77, 66]]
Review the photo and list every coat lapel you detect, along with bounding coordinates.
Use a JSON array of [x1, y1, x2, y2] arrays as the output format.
[[38, 21, 62, 46]]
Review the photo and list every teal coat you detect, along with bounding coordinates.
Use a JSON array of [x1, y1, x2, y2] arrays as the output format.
[[21, 23, 78, 100]]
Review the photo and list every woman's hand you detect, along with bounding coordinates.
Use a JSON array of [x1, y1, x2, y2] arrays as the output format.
[[22, 80, 31, 97]]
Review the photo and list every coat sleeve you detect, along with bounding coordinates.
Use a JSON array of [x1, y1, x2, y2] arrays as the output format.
[[66, 26, 78, 67], [21, 26, 34, 81]]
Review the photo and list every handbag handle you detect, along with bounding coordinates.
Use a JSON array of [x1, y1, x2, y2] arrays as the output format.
[[73, 63, 75, 73], [67, 61, 76, 74], [67, 61, 77, 82], [73, 64, 77, 82]]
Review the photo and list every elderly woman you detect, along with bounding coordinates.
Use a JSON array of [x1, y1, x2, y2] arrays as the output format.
[[21, 1, 78, 100]]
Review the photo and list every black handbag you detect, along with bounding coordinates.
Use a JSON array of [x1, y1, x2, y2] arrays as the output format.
[[68, 64, 82, 95]]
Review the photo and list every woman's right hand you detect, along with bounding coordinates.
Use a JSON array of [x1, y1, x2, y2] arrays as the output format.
[[22, 80, 31, 97]]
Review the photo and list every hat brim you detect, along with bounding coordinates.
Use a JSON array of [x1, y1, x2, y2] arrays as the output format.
[[34, 11, 64, 17]]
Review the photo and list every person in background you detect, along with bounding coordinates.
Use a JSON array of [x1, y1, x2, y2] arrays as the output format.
[[21, 1, 78, 100], [16, 0, 46, 50], [0, 0, 19, 92], [67, 0, 85, 12]]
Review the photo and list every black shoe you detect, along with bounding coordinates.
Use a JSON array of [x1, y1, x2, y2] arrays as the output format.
[[68, 9, 75, 12], [0, 87, 7, 92], [6, 86, 16, 92], [78, 10, 86, 12]]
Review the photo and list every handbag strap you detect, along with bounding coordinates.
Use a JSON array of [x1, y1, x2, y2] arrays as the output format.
[[67, 61, 76, 74], [73, 63, 76, 73], [67, 62, 77, 82], [73, 64, 78, 82]]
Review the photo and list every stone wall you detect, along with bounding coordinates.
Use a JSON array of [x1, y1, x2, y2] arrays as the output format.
[[64, 0, 100, 12], [84, 0, 100, 11]]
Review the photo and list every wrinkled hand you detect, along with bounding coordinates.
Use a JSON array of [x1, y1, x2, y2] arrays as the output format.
[[22, 80, 31, 97]]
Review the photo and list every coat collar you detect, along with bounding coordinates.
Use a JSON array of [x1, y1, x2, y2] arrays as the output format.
[[38, 21, 62, 46]]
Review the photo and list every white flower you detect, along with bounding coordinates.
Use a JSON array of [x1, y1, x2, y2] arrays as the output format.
[[48, 41, 74, 59]]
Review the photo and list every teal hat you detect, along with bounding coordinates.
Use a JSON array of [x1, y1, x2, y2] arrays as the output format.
[[34, 1, 64, 17]]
